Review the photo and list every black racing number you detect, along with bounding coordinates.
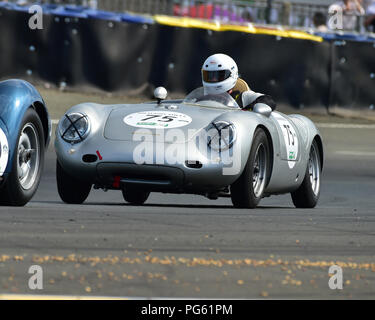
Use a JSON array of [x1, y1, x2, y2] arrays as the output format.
[[140, 115, 176, 122], [141, 115, 159, 121], [283, 124, 295, 146], [158, 116, 175, 122]]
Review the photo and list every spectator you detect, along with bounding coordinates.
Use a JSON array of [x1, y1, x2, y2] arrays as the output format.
[[328, 0, 365, 31], [313, 12, 328, 32], [364, 0, 375, 30], [241, 8, 254, 23]]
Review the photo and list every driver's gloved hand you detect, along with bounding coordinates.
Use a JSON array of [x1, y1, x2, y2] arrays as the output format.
[[240, 92, 276, 111]]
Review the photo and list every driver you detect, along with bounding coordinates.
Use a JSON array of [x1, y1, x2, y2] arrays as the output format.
[[201, 53, 276, 110]]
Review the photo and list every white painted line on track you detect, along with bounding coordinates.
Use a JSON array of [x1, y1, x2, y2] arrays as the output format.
[[0, 293, 129, 300], [335, 151, 375, 157], [316, 123, 375, 129], [0, 293, 208, 300]]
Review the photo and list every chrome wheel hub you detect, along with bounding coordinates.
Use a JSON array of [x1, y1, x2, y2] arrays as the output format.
[[308, 144, 320, 196], [252, 143, 267, 198], [17, 123, 40, 190]]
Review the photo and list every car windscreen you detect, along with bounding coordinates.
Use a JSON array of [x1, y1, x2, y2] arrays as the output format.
[[183, 87, 239, 109]]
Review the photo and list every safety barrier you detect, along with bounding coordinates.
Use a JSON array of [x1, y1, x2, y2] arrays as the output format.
[[0, 3, 374, 117]]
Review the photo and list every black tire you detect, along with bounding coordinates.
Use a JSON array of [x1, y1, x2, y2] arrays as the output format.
[[0, 108, 45, 206], [231, 128, 270, 208], [122, 187, 150, 205], [56, 160, 91, 204], [291, 140, 321, 208]]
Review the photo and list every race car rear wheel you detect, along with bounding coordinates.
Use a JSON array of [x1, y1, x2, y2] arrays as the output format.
[[122, 187, 150, 205], [56, 160, 91, 204], [291, 139, 321, 208], [230, 128, 270, 208], [0, 108, 45, 206]]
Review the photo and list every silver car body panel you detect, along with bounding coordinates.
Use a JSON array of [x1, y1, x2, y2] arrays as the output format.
[[55, 93, 323, 197]]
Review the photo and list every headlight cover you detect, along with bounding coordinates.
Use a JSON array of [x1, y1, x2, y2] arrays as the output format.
[[206, 121, 236, 151], [59, 113, 90, 143]]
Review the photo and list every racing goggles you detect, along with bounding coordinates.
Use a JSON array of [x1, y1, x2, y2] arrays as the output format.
[[202, 69, 231, 83]]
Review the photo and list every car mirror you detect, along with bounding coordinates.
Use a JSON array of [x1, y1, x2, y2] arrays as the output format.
[[154, 87, 167, 104], [253, 103, 272, 117]]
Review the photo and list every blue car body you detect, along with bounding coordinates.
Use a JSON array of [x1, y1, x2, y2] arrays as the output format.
[[0, 79, 51, 181]]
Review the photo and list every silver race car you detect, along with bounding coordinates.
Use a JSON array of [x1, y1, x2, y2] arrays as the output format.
[[55, 87, 323, 208]]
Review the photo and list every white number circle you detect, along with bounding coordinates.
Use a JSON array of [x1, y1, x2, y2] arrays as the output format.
[[123, 111, 192, 129], [0, 128, 9, 176], [273, 113, 299, 169]]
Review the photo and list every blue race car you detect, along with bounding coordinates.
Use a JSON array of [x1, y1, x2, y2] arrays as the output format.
[[0, 79, 51, 206]]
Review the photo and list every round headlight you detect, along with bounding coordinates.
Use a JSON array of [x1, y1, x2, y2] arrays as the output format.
[[59, 113, 90, 143], [207, 121, 236, 151]]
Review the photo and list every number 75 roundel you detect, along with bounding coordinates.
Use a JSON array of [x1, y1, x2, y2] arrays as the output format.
[[272, 113, 299, 169], [123, 111, 192, 129]]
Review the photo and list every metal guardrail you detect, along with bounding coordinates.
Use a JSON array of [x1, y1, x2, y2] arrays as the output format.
[[5, 0, 369, 32], [94, 0, 330, 27], [98, 0, 174, 15], [95, 0, 369, 33]]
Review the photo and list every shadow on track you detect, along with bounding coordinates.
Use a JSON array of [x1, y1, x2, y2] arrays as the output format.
[[29, 200, 292, 210]]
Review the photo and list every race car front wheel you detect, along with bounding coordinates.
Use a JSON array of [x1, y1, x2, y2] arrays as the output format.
[[56, 160, 91, 204], [230, 128, 270, 208], [0, 108, 45, 206], [122, 187, 150, 205], [291, 139, 321, 208]]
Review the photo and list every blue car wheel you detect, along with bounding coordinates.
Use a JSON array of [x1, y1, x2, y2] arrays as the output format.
[[0, 108, 45, 206]]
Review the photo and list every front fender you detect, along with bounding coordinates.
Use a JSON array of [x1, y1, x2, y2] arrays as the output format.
[[0, 79, 51, 174], [214, 111, 279, 179]]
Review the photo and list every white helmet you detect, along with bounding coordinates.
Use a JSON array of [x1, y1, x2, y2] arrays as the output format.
[[201, 53, 238, 95]]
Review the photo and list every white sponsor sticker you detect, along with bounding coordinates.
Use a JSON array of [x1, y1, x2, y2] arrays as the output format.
[[123, 111, 192, 129], [0, 128, 9, 176], [273, 113, 299, 169]]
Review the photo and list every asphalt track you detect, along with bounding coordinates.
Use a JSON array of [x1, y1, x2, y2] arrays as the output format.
[[0, 120, 375, 299]]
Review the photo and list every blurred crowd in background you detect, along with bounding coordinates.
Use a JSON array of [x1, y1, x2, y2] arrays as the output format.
[[3, 0, 375, 33]]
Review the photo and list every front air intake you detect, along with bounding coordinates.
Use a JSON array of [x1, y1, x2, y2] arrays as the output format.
[[185, 161, 203, 169], [82, 154, 98, 163]]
